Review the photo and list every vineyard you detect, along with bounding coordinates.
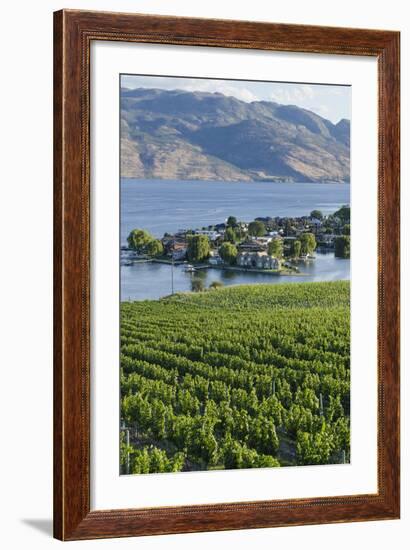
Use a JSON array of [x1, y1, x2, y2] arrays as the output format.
[[120, 281, 350, 474]]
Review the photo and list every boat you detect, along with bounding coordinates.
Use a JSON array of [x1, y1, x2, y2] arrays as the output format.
[[184, 264, 196, 273]]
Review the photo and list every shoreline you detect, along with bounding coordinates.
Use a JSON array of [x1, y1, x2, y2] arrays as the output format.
[[121, 177, 350, 185], [120, 279, 350, 304], [204, 264, 304, 276], [125, 257, 304, 276]]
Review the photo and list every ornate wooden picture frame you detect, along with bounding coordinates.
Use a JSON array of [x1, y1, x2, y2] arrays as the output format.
[[54, 9, 400, 541]]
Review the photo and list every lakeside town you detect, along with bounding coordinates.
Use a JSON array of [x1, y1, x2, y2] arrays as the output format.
[[122, 206, 351, 282]]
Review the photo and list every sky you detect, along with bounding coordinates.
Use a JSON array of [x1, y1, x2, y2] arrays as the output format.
[[121, 74, 351, 124]]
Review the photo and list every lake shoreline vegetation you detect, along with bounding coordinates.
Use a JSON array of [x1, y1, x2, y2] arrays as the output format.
[[120, 281, 350, 474], [123, 206, 351, 292]]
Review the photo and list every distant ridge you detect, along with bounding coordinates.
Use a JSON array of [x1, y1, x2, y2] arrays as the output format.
[[121, 87, 350, 183]]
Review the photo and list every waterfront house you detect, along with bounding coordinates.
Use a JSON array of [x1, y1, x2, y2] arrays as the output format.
[[209, 254, 223, 266], [237, 252, 252, 267], [255, 254, 265, 268], [238, 240, 265, 252], [263, 254, 279, 269], [237, 251, 279, 270], [169, 241, 188, 260]]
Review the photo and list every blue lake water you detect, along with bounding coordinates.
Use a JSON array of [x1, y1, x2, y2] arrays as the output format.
[[121, 179, 350, 301]]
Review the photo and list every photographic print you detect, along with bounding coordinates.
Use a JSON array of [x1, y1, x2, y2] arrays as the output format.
[[119, 74, 351, 475], [54, 11, 400, 538]]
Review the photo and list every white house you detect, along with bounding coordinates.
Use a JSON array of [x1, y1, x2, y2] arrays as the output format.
[[237, 251, 279, 270]]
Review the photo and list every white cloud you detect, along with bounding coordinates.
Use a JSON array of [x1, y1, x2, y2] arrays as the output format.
[[178, 80, 259, 102], [121, 75, 350, 123], [268, 85, 316, 106]]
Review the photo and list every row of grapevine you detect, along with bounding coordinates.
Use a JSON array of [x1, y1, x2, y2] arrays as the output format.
[[120, 281, 350, 473]]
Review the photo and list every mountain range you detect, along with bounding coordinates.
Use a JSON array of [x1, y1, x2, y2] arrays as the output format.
[[121, 87, 350, 183]]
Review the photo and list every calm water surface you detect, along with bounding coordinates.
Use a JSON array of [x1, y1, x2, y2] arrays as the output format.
[[121, 179, 350, 301]]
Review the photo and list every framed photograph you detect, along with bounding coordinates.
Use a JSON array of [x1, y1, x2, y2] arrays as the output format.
[[54, 9, 400, 540]]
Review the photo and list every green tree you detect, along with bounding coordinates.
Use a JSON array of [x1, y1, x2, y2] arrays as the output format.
[[209, 281, 223, 289], [335, 236, 350, 258], [310, 210, 323, 220], [268, 239, 283, 258], [224, 227, 237, 243], [300, 233, 316, 255], [145, 239, 164, 257], [291, 240, 302, 258], [127, 229, 154, 253], [191, 278, 205, 292], [234, 227, 245, 241], [334, 205, 350, 224], [248, 220, 266, 237], [342, 224, 351, 235], [219, 242, 238, 265], [187, 234, 210, 262], [226, 216, 237, 227]]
